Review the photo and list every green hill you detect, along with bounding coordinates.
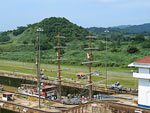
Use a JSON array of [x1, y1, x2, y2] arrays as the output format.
[[4, 17, 88, 47], [87, 27, 133, 35], [0, 17, 89, 64], [0, 17, 89, 53], [126, 23, 150, 33], [87, 23, 150, 35], [0, 17, 150, 68]]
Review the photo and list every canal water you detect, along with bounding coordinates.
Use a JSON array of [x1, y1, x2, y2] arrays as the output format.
[[0, 76, 93, 96], [0, 76, 103, 113], [0, 76, 90, 112], [0, 76, 36, 87], [0, 108, 18, 113]]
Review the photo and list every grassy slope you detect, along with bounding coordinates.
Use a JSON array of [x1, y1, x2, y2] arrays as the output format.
[[0, 32, 140, 88], [1, 31, 149, 68], [0, 31, 144, 89], [0, 60, 137, 88]]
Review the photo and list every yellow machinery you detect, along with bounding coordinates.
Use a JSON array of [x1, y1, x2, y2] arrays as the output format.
[[28, 97, 37, 101]]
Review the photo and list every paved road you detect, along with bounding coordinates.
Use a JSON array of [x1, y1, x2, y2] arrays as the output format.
[[107, 71, 132, 76], [0, 64, 133, 78]]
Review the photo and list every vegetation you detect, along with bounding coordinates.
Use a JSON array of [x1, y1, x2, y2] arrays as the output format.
[[0, 60, 137, 88], [127, 45, 139, 54], [45, 101, 54, 106], [0, 32, 10, 42], [13, 26, 28, 36], [87, 23, 150, 35], [0, 17, 150, 68]]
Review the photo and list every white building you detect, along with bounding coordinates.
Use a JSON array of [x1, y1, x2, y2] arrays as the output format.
[[128, 56, 150, 108]]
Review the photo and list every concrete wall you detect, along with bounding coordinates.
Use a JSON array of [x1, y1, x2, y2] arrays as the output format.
[[138, 79, 150, 107], [64, 102, 150, 113]]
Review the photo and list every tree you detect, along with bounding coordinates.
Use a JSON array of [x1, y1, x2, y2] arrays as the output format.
[[134, 34, 145, 43], [81, 42, 88, 49], [31, 39, 36, 45], [110, 41, 118, 52], [111, 47, 118, 52], [69, 40, 79, 50], [0, 33, 10, 42], [127, 45, 139, 54], [13, 26, 27, 36], [142, 39, 150, 48], [0, 48, 3, 53], [98, 41, 105, 51], [23, 40, 28, 45], [40, 41, 53, 50]]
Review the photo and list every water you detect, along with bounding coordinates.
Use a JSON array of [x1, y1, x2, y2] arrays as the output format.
[[0, 108, 18, 113], [0, 76, 90, 96], [0, 76, 36, 87]]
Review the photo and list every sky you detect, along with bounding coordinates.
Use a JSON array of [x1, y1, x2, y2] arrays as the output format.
[[0, 0, 150, 31]]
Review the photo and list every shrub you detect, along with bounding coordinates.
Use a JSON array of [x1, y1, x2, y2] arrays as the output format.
[[0, 33, 10, 42], [127, 45, 139, 54], [141, 39, 150, 48], [23, 40, 28, 45], [13, 26, 27, 36], [111, 47, 118, 52]]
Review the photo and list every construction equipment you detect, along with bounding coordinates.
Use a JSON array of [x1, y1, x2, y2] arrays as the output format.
[[61, 94, 81, 105], [109, 82, 127, 91], [40, 73, 48, 80], [28, 97, 38, 101], [40, 69, 48, 80]]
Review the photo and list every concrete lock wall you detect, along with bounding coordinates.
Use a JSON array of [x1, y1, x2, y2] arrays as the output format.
[[64, 102, 150, 113], [0, 100, 52, 113], [64, 103, 112, 113]]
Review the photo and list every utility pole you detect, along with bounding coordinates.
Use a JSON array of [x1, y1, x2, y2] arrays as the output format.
[[88, 32, 92, 99], [55, 33, 66, 101], [104, 29, 109, 89], [37, 27, 43, 109], [82, 32, 97, 100], [36, 37, 39, 87], [57, 33, 61, 101]]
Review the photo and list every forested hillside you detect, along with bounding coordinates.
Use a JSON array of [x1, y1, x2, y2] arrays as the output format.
[[126, 23, 150, 33], [1, 17, 88, 49], [0, 17, 150, 68], [87, 23, 150, 35], [87, 27, 132, 34]]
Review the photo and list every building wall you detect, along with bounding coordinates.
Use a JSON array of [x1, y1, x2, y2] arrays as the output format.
[[138, 79, 150, 107], [139, 68, 150, 74]]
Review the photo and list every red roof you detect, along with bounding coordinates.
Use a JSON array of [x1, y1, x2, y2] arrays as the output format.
[[76, 72, 86, 76], [133, 56, 150, 64]]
